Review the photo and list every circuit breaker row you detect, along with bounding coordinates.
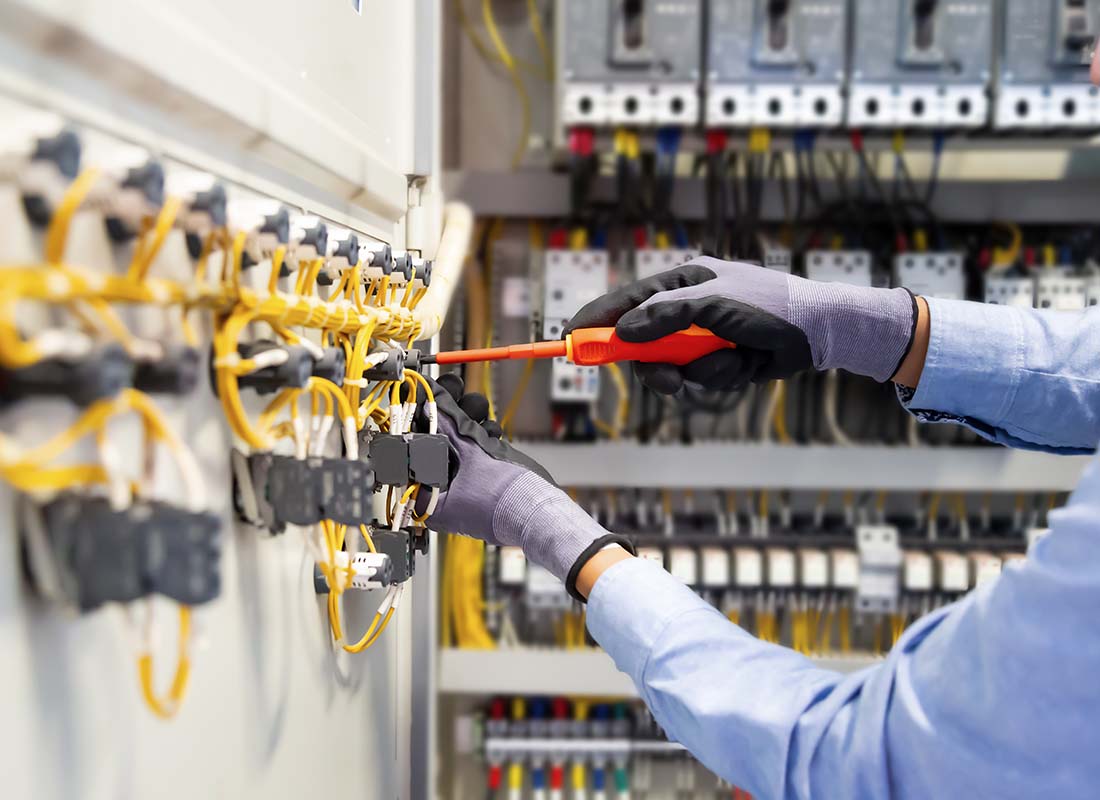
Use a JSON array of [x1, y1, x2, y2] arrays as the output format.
[[558, 0, 1100, 131]]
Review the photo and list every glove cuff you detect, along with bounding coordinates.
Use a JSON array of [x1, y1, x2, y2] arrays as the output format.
[[789, 281, 916, 382], [493, 471, 613, 584]]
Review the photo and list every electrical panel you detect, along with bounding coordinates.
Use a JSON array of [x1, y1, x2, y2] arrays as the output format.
[[557, 0, 703, 128], [893, 252, 966, 300], [848, 0, 995, 129], [541, 249, 609, 402], [705, 0, 849, 129], [996, 0, 1100, 130]]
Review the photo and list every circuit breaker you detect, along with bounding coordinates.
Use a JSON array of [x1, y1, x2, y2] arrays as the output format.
[[557, 0, 703, 129], [705, 0, 849, 128], [634, 248, 698, 281], [848, 0, 995, 129], [893, 252, 966, 300], [541, 249, 609, 402], [984, 275, 1035, 307], [1036, 272, 1088, 310], [996, 0, 1100, 130], [804, 250, 874, 287]]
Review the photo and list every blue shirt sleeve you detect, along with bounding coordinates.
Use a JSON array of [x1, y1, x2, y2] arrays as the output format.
[[588, 462, 1100, 800], [899, 298, 1100, 453]]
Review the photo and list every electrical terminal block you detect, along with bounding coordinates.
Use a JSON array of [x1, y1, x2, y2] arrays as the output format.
[[0, 341, 133, 406], [264, 455, 377, 528], [699, 546, 731, 589], [667, 546, 699, 587], [934, 550, 970, 594], [765, 548, 796, 589], [367, 433, 451, 490], [361, 348, 406, 382], [287, 215, 329, 277], [371, 528, 420, 584], [525, 562, 572, 611], [732, 547, 763, 589], [829, 548, 860, 591], [902, 551, 934, 593], [969, 551, 1003, 588], [798, 549, 829, 591], [391, 251, 415, 285], [313, 550, 393, 593], [231, 450, 285, 534], [22, 493, 221, 612]]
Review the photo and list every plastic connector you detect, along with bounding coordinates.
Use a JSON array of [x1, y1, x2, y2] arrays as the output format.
[[292, 220, 329, 264], [313, 550, 393, 593], [184, 183, 228, 259], [22, 129, 82, 226], [362, 349, 406, 382], [317, 232, 361, 285], [266, 455, 324, 526], [0, 343, 133, 407], [363, 244, 394, 276], [209, 340, 313, 395], [311, 346, 346, 386], [133, 344, 201, 395], [392, 252, 414, 283], [23, 494, 221, 612], [105, 160, 166, 241], [241, 207, 290, 270]]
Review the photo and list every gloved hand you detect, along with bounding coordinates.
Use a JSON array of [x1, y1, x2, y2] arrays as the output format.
[[420, 373, 633, 600], [564, 256, 917, 394]]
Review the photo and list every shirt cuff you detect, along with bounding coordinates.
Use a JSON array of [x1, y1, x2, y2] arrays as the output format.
[[586, 557, 724, 691]]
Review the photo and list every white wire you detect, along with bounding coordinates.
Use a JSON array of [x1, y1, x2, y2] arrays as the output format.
[[822, 370, 853, 446]]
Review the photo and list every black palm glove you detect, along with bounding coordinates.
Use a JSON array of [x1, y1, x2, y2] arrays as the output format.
[[564, 257, 917, 394]]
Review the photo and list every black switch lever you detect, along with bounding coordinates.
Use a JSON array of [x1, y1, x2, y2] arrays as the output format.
[[914, 0, 938, 51]]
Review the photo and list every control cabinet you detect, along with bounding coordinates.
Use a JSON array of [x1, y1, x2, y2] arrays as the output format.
[[706, 0, 849, 129], [848, 0, 995, 129]]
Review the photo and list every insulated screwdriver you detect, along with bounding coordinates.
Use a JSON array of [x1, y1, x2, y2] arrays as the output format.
[[418, 325, 735, 367]]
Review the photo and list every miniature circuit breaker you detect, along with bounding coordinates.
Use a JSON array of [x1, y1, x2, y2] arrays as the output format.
[[996, 0, 1100, 130], [705, 0, 849, 129], [1035, 272, 1088, 310], [556, 0, 703, 129], [848, 0, 994, 129], [856, 524, 902, 613], [541, 248, 609, 403], [984, 275, 1035, 307]]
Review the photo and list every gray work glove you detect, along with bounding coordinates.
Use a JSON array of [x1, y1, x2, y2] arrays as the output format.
[[420, 374, 633, 601], [564, 256, 918, 394]]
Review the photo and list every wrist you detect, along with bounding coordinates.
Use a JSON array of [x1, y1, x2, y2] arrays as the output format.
[[493, 472, 623, 586], [789, 279, 917, 381]]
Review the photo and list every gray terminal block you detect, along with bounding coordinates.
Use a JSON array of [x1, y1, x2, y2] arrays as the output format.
[[318, 458, 376, 526], [142, 503, 222, 606], [372, 529, 417, 584], [706, 0, 849, 129], [848, 0, 994, 129], [231, 450, 286, 534], [995, 0, 1100, 130], [0, 342, 134, 407], [557, 0, 702, 128], [408, 434, 450, 490], [369, 434, 411, 486], [267, 455, 325, 526]]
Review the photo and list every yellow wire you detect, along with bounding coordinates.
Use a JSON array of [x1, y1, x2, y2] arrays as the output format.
[[482, 0, 531, 168], [44, 168, 100, 264], [499, 358, 535, 438], [525, 0, 552, 79], [137, 605, 192, 720]]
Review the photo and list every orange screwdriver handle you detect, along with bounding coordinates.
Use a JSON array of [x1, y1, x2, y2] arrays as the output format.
[[566, 324, 735, 366]]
